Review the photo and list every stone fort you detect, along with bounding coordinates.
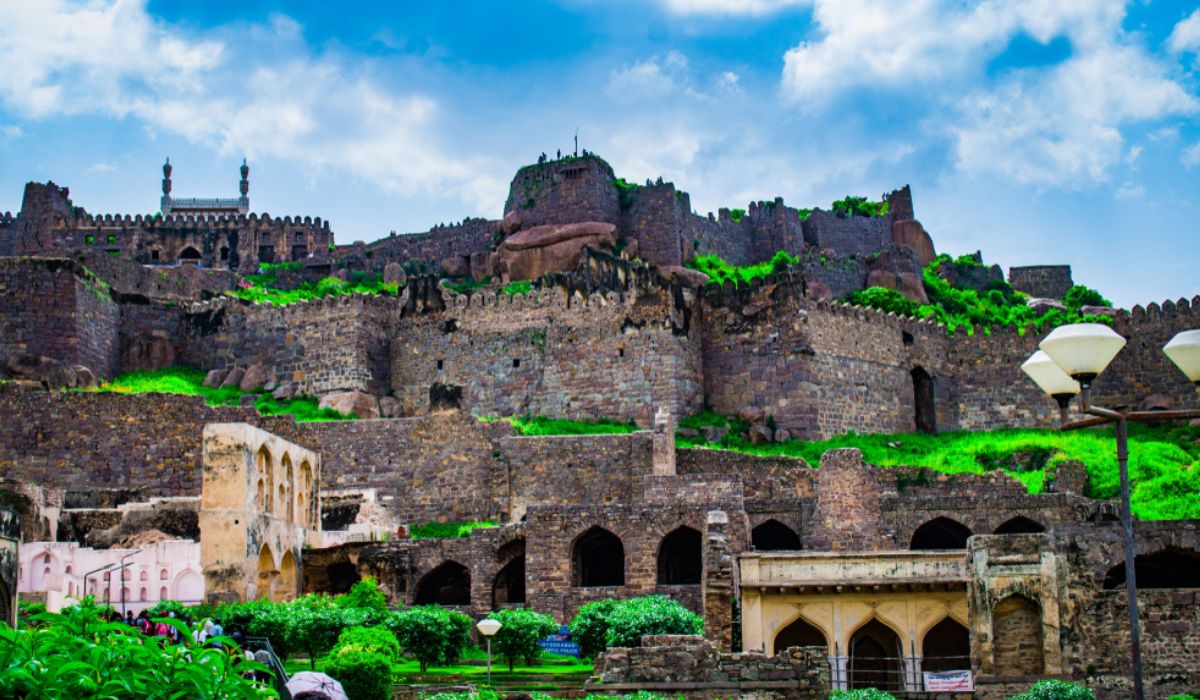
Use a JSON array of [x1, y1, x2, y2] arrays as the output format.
[[1, 154, 1198, 698]]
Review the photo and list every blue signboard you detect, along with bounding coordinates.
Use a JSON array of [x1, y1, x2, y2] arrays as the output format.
[[537, 625, 581, 657]]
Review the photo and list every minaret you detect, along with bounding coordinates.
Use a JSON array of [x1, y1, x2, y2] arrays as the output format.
[[238, 159, 250, 213], [161, 158, 173, 214]]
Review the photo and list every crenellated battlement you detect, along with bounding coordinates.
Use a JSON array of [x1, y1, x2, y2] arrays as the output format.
[[74, 212, 330, 230]]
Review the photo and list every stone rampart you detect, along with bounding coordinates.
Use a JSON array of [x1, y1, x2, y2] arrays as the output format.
[[1008, 265, 1073, 299], [335, 218, 498, 273], [504, 156, 620, 229]]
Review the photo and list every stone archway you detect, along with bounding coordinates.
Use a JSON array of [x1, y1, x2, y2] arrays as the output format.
[[773, 615, 827, 655], [921, 616, 970, 673], [256, 544, 276, 600], [752, 520, 801, 551], [992, 594, 1043, 675], [995, 516, 1046, 535], [657, 526, 702, 585], [848, 619, 904, 691], [1103, 547, 1200, 589], [572, 527, 624, 587], [278, 551, 298, 601], [414, 561, 471, 605], [911, 517, 972, 550]]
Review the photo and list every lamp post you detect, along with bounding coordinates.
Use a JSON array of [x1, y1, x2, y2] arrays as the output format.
[[1021, 324, 1200, 700], [118, 548, 144, 618], [476, 617, 502, 685]]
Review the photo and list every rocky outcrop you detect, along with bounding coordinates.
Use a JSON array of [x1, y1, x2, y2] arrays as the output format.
[[3, 355, 94, 389], [319, 391, 380, 419], [493, 221, 617, 281], [891, 219, 936, 267], [657, 265, 709, 289]]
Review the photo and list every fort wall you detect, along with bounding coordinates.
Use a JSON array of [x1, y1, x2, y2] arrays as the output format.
[[1008, 265, 1073, 299], [335, 218, 498, 273], [504, 157, 620, 228]]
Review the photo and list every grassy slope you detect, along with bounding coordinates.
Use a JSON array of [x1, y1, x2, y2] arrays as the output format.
[[482, 415, 640, 436], [84, 367, 356, 422]]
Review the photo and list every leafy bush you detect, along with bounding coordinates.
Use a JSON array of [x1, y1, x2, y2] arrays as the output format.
[[409, 520, 499, 539], [488, 608, 558, 671], [1168, 695, 1200, 700], [1063, 284, 1111, 309], [0, 597, 273, 698], [1007, 679, 1095, 700], [148, 598, 196, 622], [326, 649, 393, 700], [831, 195, 889, 218], [227, 272, 399, 306], [686, 250, 799, 287], [844, 287, 920, 317], [284, 597, 351, 669], [332, 625, 402, 663], [569, 599, 619, 660], [388, 605, 473, 671], [501, 280, 534, 296], [830, 690, 897, 700], [502, 414, 640, 436], [730, 208, 746, 222], [604, 595, 703, 649], [337, 576, 389, 613]]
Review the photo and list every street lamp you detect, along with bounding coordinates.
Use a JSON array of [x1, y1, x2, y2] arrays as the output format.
[[1022, 324, 1200, 700], [476, 617, 502, 685]]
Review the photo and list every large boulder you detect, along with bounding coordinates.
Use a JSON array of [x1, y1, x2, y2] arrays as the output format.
[[202, 368, 229, 388], [219, 368, 245, 389], [4, 355, 78, 389], [1136, 394, 1173, 412], [319, 391, 379, 419], [501, 209, 523, 235], [439, 255, 470, 278], [657, 265, 709, 289], [72, 365, 98, 390], [891, 219, 936, 267], [239, 364, 268, 392], [865, 269, 929, 304], [1027, 298, 1068, 314], [383, 262, 407, 286], [495, 221, 617, 281]]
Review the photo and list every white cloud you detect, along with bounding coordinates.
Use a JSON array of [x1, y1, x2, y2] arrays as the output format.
[[1125, 145, 1143, 165], [1168, 9, 1200, 53], [0, 0, 503, 213], [658, 0, 808, 16], [607, 51, 738, 101], [1182, 142, 1200, 168], [0, 124, 20, 140], [1115, 181, 1144, 199], [86, 162, 117, 173]]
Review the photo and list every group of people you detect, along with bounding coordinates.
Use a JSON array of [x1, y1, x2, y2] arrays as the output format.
[[112, 609, 226, 646]]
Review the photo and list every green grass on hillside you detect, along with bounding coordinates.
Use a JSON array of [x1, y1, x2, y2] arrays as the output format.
[[678, 415, 1200, 520], [84, 367, 356, 422], [484, 414, 640, 436], [228, 271, 399, 306], [409, 520, 500, 539], [686, 250, 799, 288]]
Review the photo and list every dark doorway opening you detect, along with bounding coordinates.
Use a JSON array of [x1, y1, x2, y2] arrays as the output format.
[[178, 246, 202, 265], [429, 383, 463, 412], [325, 562, 360, 595], [752, 519, 802, 551], [492, 556, 526, 607], [657, 526, 702, 585], [911, 366, 937, 434], [413, 561, 471, 605], [773, 616, 827, 655], [994, 516, 1046, 535], [921, 617, 970, 673], [910, 517, 972, 550], [573, 527, 624, 587], [1103, 547, 1200, 589], [849, 619, 904, 691]]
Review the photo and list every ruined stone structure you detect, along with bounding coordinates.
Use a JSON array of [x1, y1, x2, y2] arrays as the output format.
[[2, 154, 1199, 698]]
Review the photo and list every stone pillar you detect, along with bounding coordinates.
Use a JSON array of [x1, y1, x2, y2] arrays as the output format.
[[807, 448, 888, 551], [652, 405, 676, 476], [702, 509, 734, 650]]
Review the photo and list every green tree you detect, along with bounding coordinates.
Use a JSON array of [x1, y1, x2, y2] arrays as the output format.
[[388, 605, 472, 672], [1063, 285, 1111, 310], [325, 649, 393, 700], [603, 595, 703, 649], [487, 608, 558, 671], [569, 599, 618, 660], [1008, 680, 1096, 700], [332, 625, 402, 663], [336, 576, 389, 613], [284, 598, 349, 670]]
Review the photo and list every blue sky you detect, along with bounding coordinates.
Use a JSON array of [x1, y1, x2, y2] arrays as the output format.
[[0, 0, 1197, 307]]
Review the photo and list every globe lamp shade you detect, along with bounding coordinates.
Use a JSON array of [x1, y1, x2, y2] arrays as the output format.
[[1039, 323, 1126, 386], [476, 618, 502, 637], [1021, 350, 1081, 400], [1163, 329, 1200, 385]]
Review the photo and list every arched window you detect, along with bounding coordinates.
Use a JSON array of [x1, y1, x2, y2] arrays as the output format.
[[281, 454, 294, 520], [174, 570, 203, 602], [992, 595, 1043, 675], [159, 586, 168, 600], [752, 519, 801, 551], [773, 616, 827, 655], [994, 516, 1046, 535], [572, 527, 625, 587], [910, 517, 972, 550], [922, 617, 970, 673], [849, 619, 904, 691], [1103, 547, 1200, 589], [493, 557, 526, 608], [657, 526, 702, 585], [911, 366, 937, 434], [414, 562, 471, 606], [298, 461, 313, 526], [160, 568, 169, 580], [256, 447, 273, 513], [139, 570, 148, 582], [65, 565, 72, 575], [139, 587, 147, 601], [178, 246, 202, 265]]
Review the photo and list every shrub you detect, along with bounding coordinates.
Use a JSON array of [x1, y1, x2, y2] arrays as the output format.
[[686, 250, 798, 287], [147, 598, 194, 622], [844, 287, 920, 317], [333, 625, 402, 663], [409, 520, 499, 539], [829, 690, 897, 700], [831, 195, 889, 218], [1008, 679, 1096, 700], [570, 599, 619, 660], [285, 597, 353, 669], [337, 576, 389, 613], [388, 605, 473, 671], [326, 649, 393, 700], [488, 608, 558, 671], [1063, 284, 1111, 309], [604, 595, 703, 649], [501, 280, 533, 296]]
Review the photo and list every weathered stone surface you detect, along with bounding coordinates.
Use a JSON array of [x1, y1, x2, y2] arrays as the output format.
[[806, 280, 834, 302], [319, 391, 380, 419], [1027, 297, 1068, 314], [495, 221, 617, 281], [1137, 393, 1173, 412], [439, 255, 470, 278], [379, 396, 400, 418], [865, 269, 928, 304], [891, 218, 936, 267], [239, 364, 268, 392], [749, 424, 773, 444], [383, 262, 407, 286], [658, 265, 709, 289], [219, 368, 245, 389], [1081, 304, 1118, 317], [4, 354, 77, 388], [72, 365, 98, 389], [272, 383, 295, 401], [501, 209, 522, 235], [202, 369, 229, 388], [737, 407, 765, 424]]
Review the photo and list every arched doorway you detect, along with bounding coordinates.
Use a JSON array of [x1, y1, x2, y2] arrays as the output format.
[[992, 595, 1043, 675], [282, 455, 294, 521], [1103, 547, 1200, 589], [30, 551, 57, 591], [256, 447, 273, 514], [994, 516, 1046, 535], [922, 617, 970, 673], [910, 517, 972, 550], [492, 557, 526, 608], [298, 461, 313, 526], [848, 619, 904, 691], [911, 366, 937, 434], [773, 616, 827, 655], [278, 551, 298, 601], [257, 545, 276, 600], [414, 562, 471, 605], [178, 246, 202, 265], [572, 527, 624, 587], [657, 526, 702, 585], [752, 520, 801, 551]]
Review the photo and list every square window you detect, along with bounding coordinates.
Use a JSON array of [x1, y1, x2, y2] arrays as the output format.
[[512, 358, 520, 368]]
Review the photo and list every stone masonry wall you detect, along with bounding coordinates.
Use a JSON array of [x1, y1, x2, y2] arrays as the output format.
[[620, 184, 687, 268], [1008, 265, 1073, 299], [504, 157, 620, 228], [335, 219, 498, 273]]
